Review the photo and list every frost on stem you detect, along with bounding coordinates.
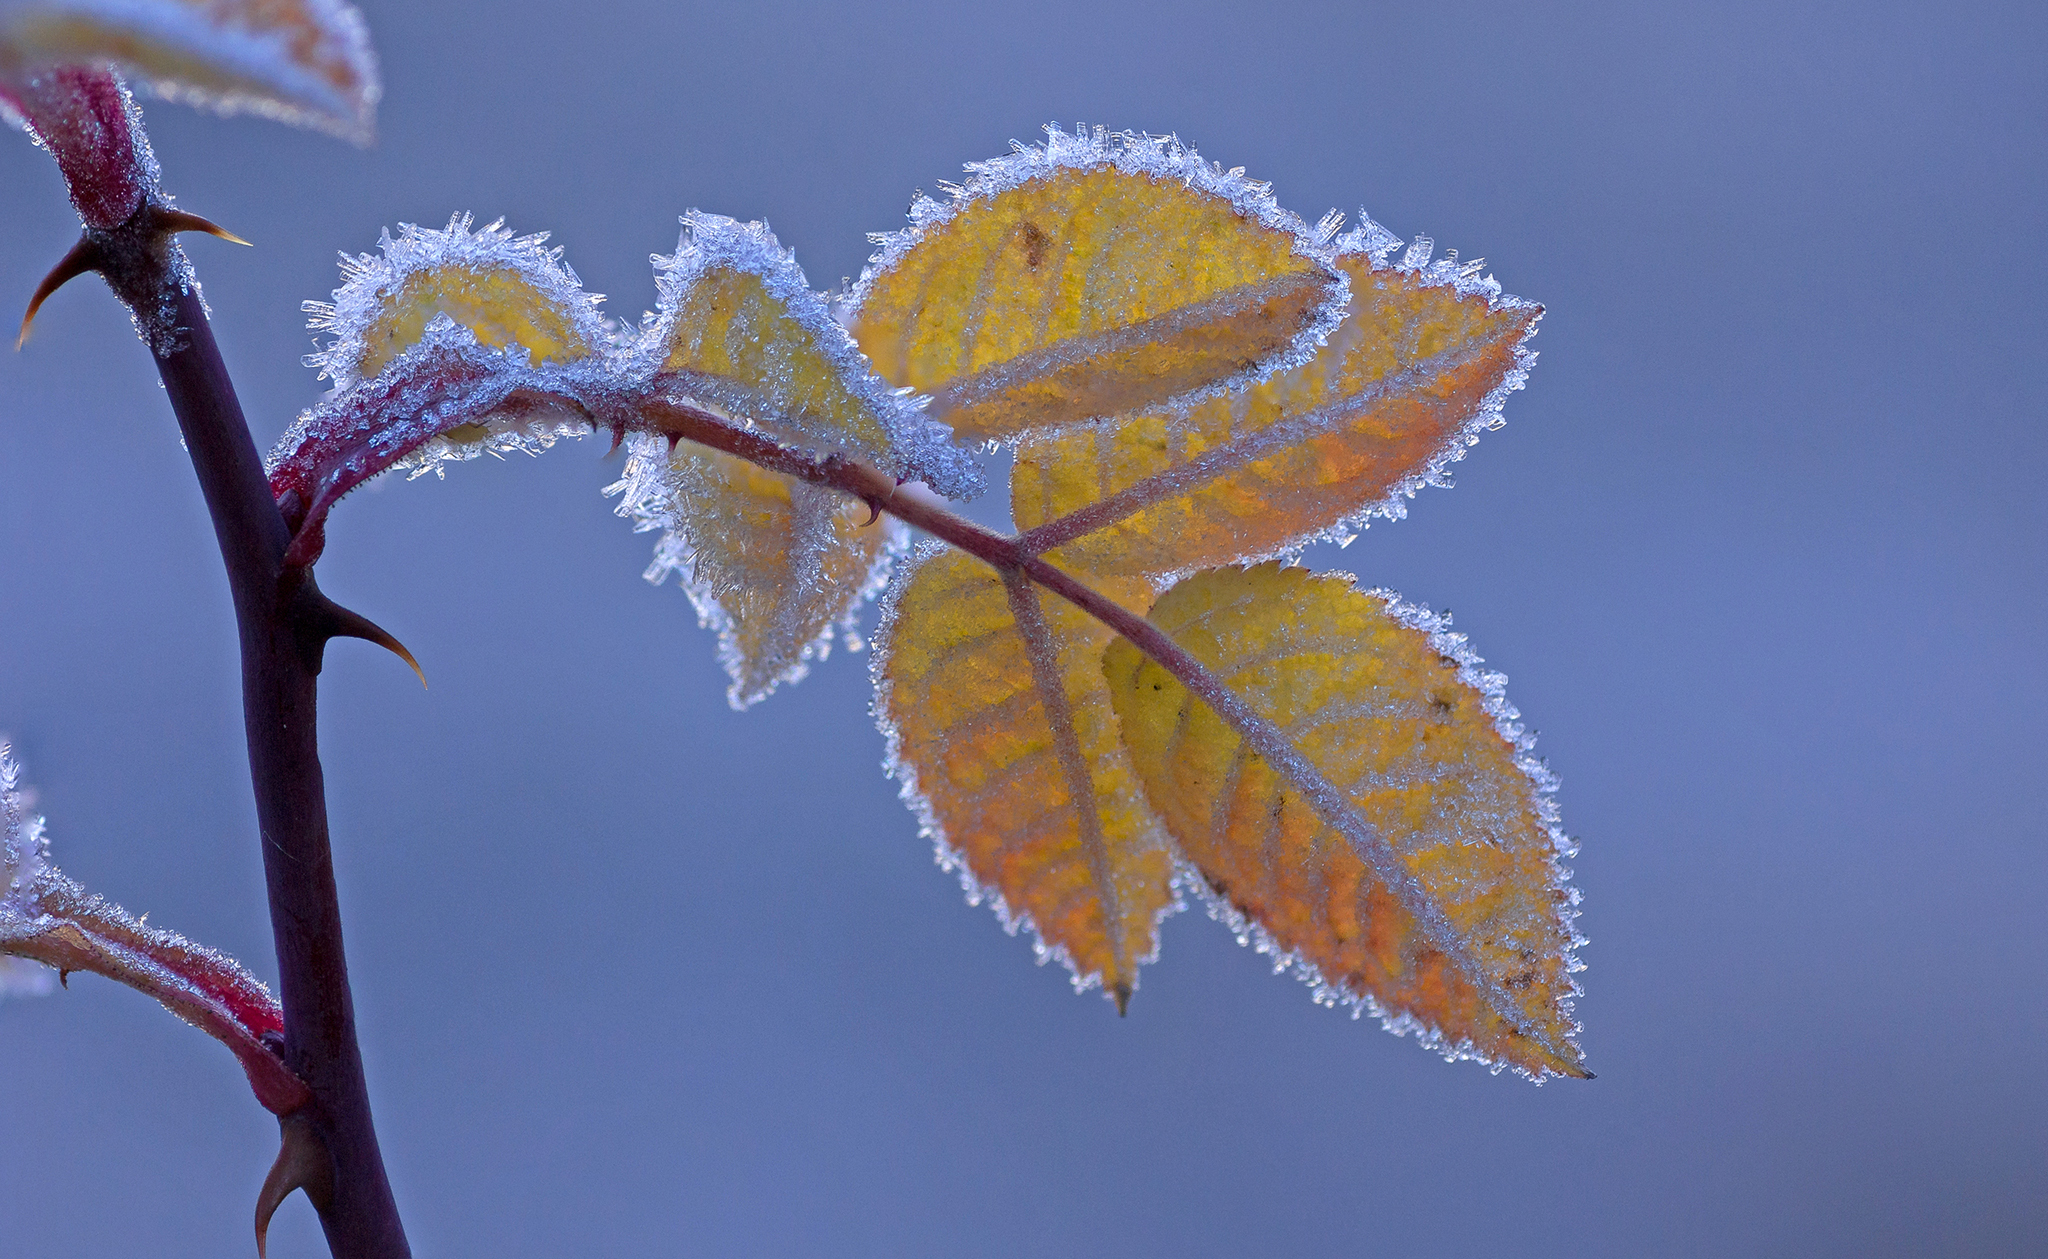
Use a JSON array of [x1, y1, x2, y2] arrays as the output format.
[[275, 211, 962, 701], [0, 740, 310, 1112]]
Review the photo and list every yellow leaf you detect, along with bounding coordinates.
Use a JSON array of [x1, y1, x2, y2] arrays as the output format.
[[1014, 224, 1540, 578], [609, 434, 902, 709], [639, 212, 981, 500], [308, 214, 607, 389], [0, 0, 379, 141], [1103, 563, 1584, 1078], [875, 546, 1176, 1005], [845, 125, 1346, 444]]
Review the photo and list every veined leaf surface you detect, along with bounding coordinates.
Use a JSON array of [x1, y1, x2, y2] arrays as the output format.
[[845, 125, 1346, 444], [641, 212, 981, 500], [609, 434, 902, 709], [0, 0, 378, 140], [1014, 224, 1540, 578], [1103, 564, 1584, 1077], [875, 546, 1175, 1005]]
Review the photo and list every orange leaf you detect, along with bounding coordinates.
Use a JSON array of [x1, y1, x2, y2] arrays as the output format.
[[874, 546, 1176, 1006], [1013, 222, 1540, 578], [1103, 563, 1584, 1078], [844, 125, 1346, 444]]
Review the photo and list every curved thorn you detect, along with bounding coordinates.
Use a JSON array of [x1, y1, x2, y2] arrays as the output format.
[[256, 1112, 332, 1259], [861, 500, 882, 527], [17, 235, 103, 349], [319, 598, 428, 688], [153, 207, 251, 247]]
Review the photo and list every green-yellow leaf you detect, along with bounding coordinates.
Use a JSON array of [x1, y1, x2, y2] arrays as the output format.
[[875, 546, 1176, 1006], [309, 214, 607, 389], [639, 212, 981, 500], [1103, 563, 1584, 1077], [610, 435, 901, 710], [845, 125, 1346, 444], [1013, 225, 1540, 578]]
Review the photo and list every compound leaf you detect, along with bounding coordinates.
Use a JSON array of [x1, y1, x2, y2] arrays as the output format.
[[608, 435, 902, 709], [0, 0, 379, 141], [875, 546, 1175, 1007], [845, 125, 1346, 444], [1102, 563, 1584, 1078], [1013, 222, 1541, 578]]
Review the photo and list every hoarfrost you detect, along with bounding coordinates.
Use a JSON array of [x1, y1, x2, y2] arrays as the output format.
[[606, 432, 906, 709], [841, 123, 1351, 427], [304, 213, 609, 390], [637, 211, 982, 500], [0, 739, 57, 996]]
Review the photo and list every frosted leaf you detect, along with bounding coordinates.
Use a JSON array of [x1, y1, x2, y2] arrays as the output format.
[[0, 0, 379, 141], [1102, 565, 1585, 1079], [842, 124, 1348, 443], [606, 431, 904, 709], [869, 544, 1178, 1006], [305, 213, 609, 390], [0, 740, 309, 1109], [1012, 215, 1541, 581], [636, 211, 982, 500], [269, 315, 612, 565]]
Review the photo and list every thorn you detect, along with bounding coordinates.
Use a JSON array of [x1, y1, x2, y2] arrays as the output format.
[[606, 419, 628, 457], [1114, 982, 1132, 1017], [58, 969, 70, 989], [325, 601, 427, 688], [17, 235, 103, 349], [256, 1111, 332, 1259], [154, 207, 251, 247], [860, 500, 882, 527]]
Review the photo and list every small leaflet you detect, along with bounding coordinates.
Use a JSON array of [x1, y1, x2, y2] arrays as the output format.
[[844, 124, 1347, 444], [607, 433, 904, 710], [1012, 219, 1541, 579], [1102, 564, 1585, 1079], [307, 213, 609, 390], [872, 545, 1176, 1007], [0, 741, 309, 1112], [637, 211, 982, 501], [0, 0, 379, 141]]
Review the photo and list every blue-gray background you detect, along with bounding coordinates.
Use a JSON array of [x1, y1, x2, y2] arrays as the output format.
[[2, 2, 2043, 1255]]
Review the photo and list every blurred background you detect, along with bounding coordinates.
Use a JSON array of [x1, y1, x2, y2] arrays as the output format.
[[2, 2, 2043, 1255]]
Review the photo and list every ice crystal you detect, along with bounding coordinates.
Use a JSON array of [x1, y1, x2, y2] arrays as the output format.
[[842, 123, 1351, 422], [606, 432, 907, 709], [638, 211, 982, 500], [304, 213, 609, 390]]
